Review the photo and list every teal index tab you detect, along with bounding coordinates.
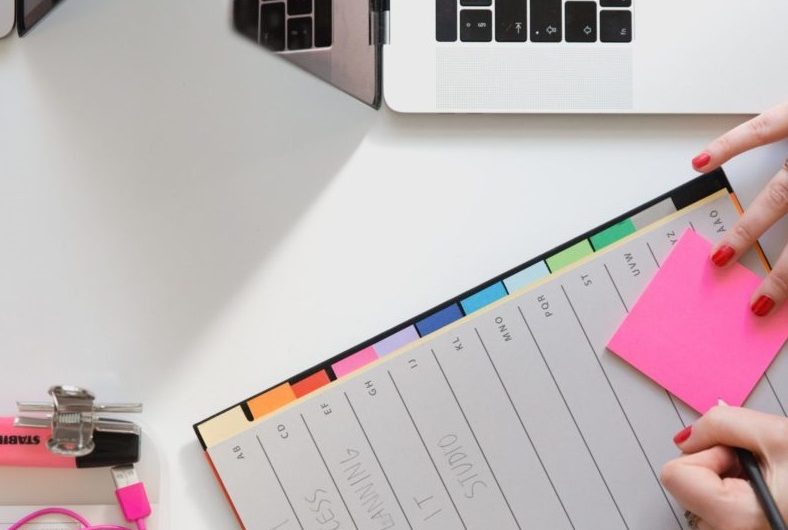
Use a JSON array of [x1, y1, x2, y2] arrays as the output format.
[[590, 219, 637, 250], [460, 282, 508, 314]]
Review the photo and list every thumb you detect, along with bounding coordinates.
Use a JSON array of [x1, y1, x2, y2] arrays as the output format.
[[674, 404, 786, 457]]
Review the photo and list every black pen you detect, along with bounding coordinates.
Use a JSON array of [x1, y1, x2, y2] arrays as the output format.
[[734, 447, 787, 530]]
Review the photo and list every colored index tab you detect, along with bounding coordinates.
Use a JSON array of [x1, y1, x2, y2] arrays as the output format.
[[197, 406, 250, 448], [247, 383, 296, 420], [415, 303, 464, 336], [503, 261, 550, 293], [332, 346, 378, 378], [608, 230, 788, 413], [291, 370, 331, 398], [630, 198, 676, 229], [590, 219, 636, 250], [374, 325, 420, 356], [461, 282, 508, 314], [546, 240, 593, 272]]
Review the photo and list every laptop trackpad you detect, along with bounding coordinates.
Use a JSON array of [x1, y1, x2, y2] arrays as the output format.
[[436, 48, 633, 111]]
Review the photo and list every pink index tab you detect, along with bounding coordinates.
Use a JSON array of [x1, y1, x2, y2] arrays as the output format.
[[608, 230, 788, 413], [332, 346, 379, 378]]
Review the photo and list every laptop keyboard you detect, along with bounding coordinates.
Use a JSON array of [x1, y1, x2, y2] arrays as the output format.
[[239, 0, 332, 52], [437, 0, 632, 43]]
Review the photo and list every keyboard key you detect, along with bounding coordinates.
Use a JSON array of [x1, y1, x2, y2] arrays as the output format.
[[233, 0, 259, 42], [461, 0, 492, 5], [496, 0, 526, 42], [287, 16, 312, 50], [260, 2, 286, 51], [288, 0, 312, 15], [460, 9, 492, 42], [600, 0, 631, 6], [436, 0, 457, 41], [531, 0, 561, 42], [314, 0, 332, 47], [565, 1, 596, 42], [600, 10, 631, 42]]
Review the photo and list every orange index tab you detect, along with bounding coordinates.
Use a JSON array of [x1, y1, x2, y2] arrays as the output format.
[[291, 370, 331, 398], [247, 383, 296, 420]]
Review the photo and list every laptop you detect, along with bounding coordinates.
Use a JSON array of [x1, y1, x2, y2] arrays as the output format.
[[232, 0, 788, 113], [0, 0, 13, 38]]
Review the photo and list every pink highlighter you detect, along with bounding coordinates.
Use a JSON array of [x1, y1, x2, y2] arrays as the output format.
[[0, 417, 139, 468]]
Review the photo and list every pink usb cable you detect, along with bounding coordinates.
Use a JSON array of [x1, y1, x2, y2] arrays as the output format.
[[9, 465, 151, 530], [112, 465, 152, 530]]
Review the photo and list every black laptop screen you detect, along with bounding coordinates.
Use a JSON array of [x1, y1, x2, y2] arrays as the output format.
[[17, 0, 63, 36]]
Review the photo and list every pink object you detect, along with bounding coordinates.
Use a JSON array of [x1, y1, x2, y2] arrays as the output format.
[[332, 346, 379, 378], [608, 230, 788, 413], [116, 482, 152, 529], [9, 507, 130, 530], [0, 417, 74, 468]]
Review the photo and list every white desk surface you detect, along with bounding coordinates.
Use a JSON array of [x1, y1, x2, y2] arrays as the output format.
[[1, 1, 786, 528]]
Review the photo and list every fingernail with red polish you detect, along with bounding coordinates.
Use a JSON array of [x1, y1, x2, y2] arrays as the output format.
[[673, 425, 692, 445], [692, 153, 711, 170], [711, 245, 735, 267], [751, 295, 775, 317]]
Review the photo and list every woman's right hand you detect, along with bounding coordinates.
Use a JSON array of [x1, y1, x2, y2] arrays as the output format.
[[661, 404, 788, 530]]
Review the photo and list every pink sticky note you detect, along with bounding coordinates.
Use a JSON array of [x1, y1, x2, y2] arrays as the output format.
[[608, 230, 788, 413]]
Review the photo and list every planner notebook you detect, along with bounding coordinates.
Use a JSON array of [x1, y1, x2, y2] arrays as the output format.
[[194, 171, 788, 530]]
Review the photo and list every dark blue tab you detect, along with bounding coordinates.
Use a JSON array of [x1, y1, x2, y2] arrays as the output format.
[[415, 304, 464, 336]]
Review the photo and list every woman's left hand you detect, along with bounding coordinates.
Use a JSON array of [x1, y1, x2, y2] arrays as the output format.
[[691, 101, 788, 317]]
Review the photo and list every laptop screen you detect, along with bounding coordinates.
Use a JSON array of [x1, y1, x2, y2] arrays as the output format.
[[17, 0, 63, 36]]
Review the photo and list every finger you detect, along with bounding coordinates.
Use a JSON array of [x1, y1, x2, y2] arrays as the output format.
[[670, 444, 740, 475], [691, 101, 788, 171], [661, 447, 760, 528], [674, 405, 787, 456], [751, 237, 788, 316], [696, 520, 714, 530], [710, 164, 788, 271]]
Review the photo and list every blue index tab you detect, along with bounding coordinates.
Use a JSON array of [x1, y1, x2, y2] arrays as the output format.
[[415, 303, 464, 337], [460, 282, 508, 314], [503, 261, 550, 293]]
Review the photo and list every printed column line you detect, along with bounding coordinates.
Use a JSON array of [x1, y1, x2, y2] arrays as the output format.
[[765, 378, 788, 416], [300, 414, 360, 530], [429, 349, 522, 530], [602, 263, 630, 313], [387, 370, 469, 530], [255, 436, 305, 530], [559, 285, 683, 530], [343, 392, 415, 530], [473, 328, 577, 530], [646, 242, 661, 268], [517, 305, 630, 530]]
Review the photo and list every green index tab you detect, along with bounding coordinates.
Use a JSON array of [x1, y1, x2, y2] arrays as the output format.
[[546, 240, 594, 272], [590, 219, 637, 251]]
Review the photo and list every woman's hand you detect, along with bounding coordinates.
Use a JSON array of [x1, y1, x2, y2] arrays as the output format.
[[691, 101, 788, 317], [661, 405, 788, 530]]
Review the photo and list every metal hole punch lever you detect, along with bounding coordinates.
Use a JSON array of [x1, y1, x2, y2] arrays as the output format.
[[14, 385, 142, 458]]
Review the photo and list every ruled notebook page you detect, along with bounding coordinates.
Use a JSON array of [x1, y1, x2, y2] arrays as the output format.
[[207, 190, 788, 530]]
